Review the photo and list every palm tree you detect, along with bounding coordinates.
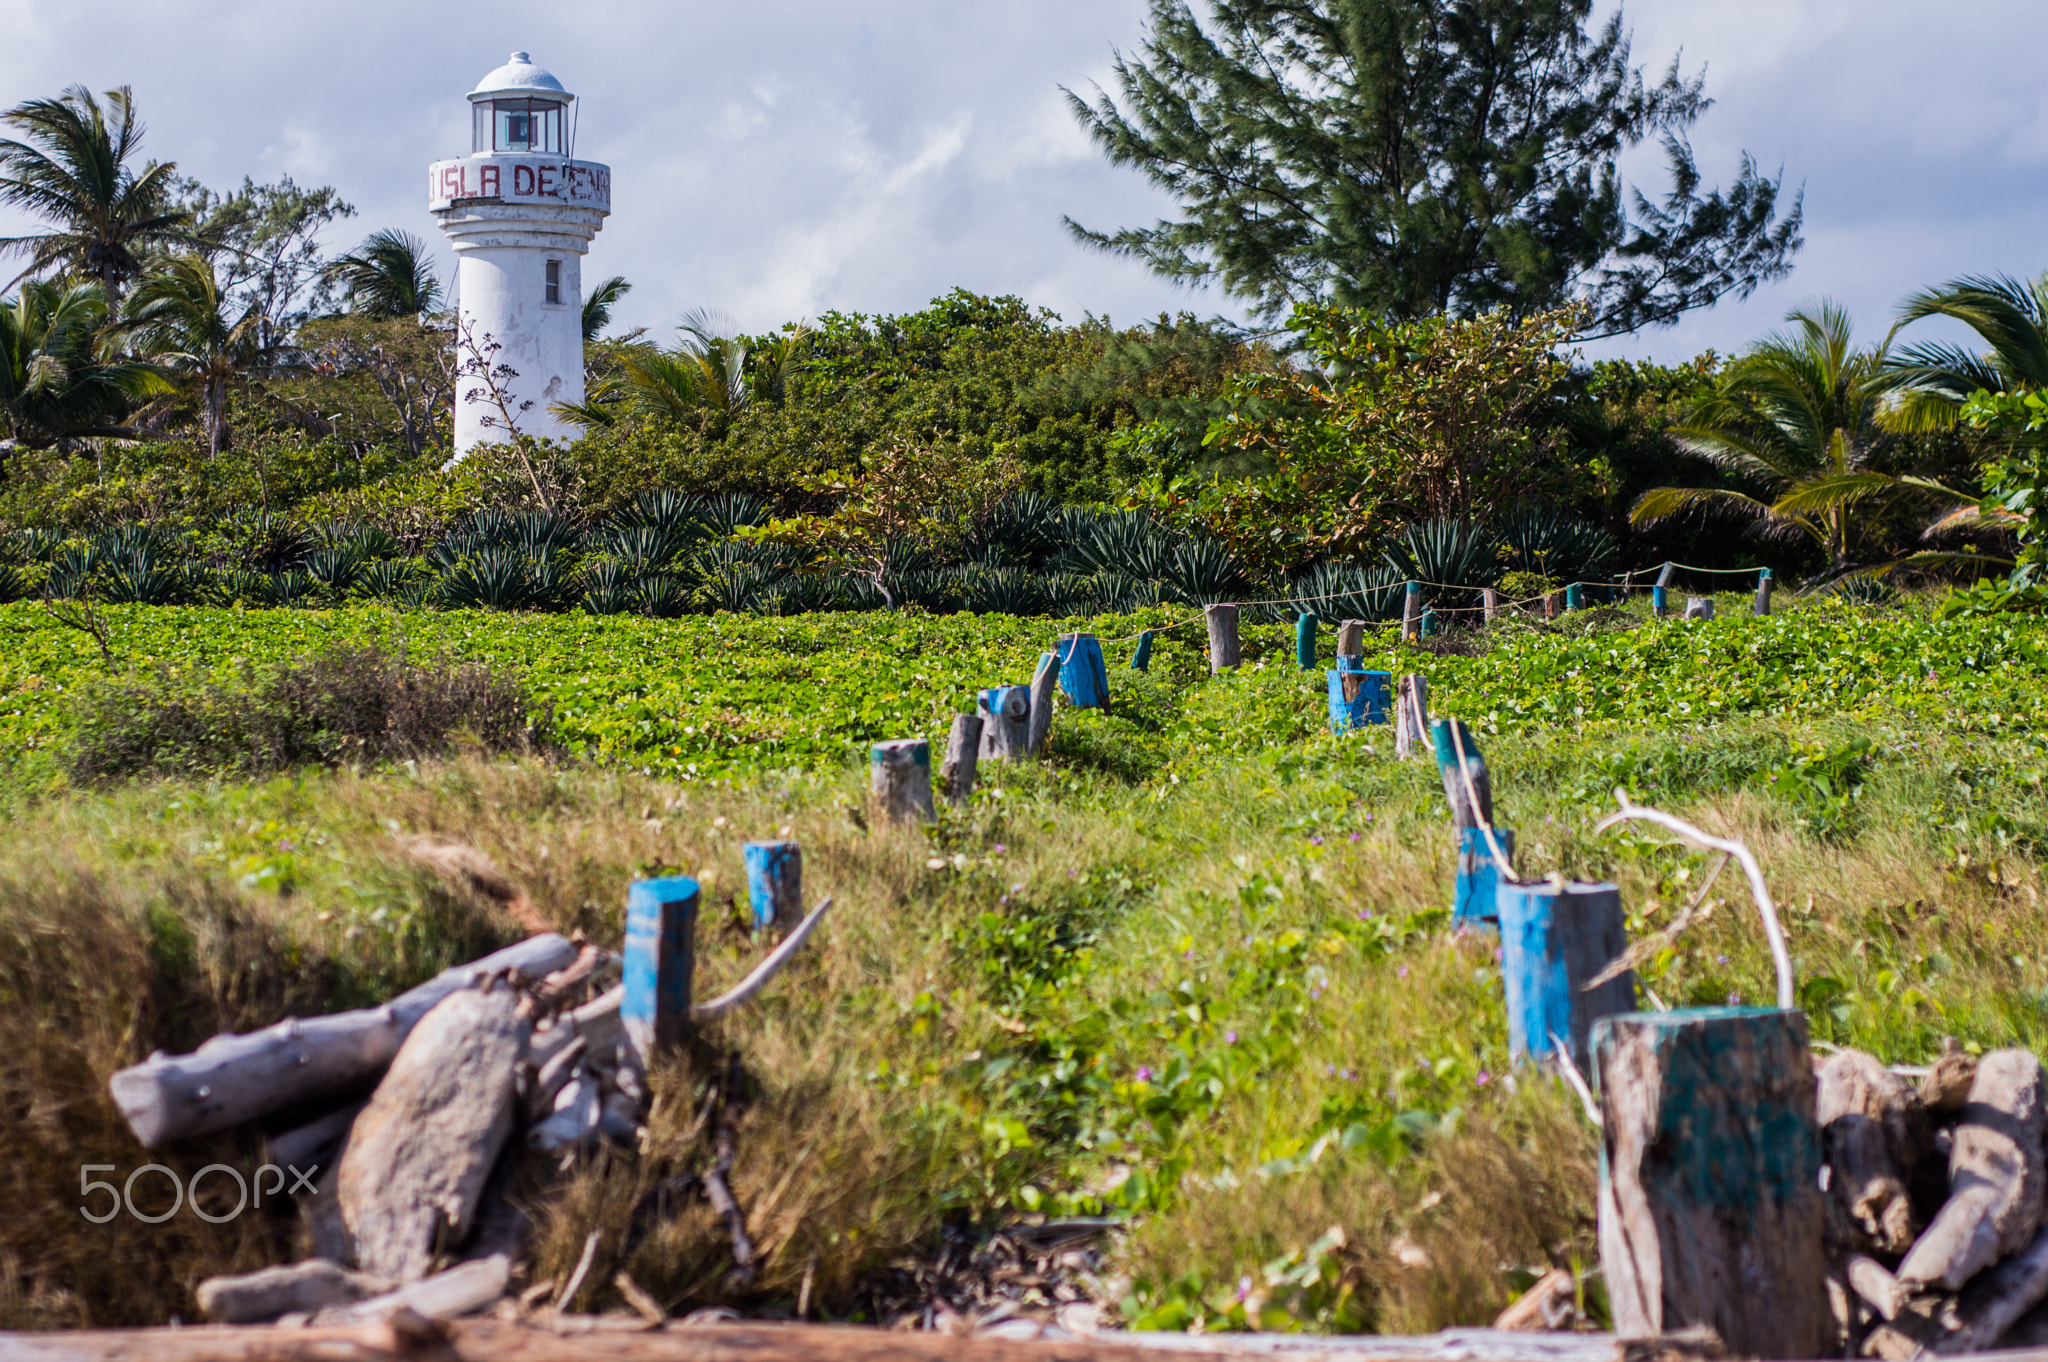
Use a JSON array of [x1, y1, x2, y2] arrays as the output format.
[[1886, 273, 2048, 433], [0, 86, 188, 310], [325, 229, 442, 319], [582, 274, 630, 342], [123, 256, 262, 455], [0, 278, 162, 445], [1632, 302, 1966, 574], [555, 311, 771, 435]]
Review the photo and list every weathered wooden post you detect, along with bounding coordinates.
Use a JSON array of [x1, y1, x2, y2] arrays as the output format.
[[1394, 674, 1430, 760], [1652, 562, 1674, 617], [1564, 582, 1583, 612], [1401, 582, 1422, 642], [1593, 1008, 1828, 1360], [1335, 618, 1366, 661], [1482, 587, 1499, 622], [1205, 604, 1240, 672], [1026, 651, 1058, 753], [1054, 633, 1110, 709], [977, 685, 1029, 762], [1496, 880, 1631, 1060], [1325, 666, 1391, 733], [742, 841, 802, 931], [1754, 567, 1773, 616], [1130, 630, 1154, 671], [621, 876, 700, 1086], [870, 739, 935, 825], [1544, 590, 1563, 620], [940, 713, 982, 804], [1295, 612, 1317, 670], [1432, 719, 1513, 925], [1684, 596, 1714, 621]]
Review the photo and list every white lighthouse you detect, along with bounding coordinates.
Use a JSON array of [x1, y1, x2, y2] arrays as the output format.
[[429, 52, 611, 455]]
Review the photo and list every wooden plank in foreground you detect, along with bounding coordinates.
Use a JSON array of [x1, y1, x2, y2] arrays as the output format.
[[0, 1321, 1699, 1362]]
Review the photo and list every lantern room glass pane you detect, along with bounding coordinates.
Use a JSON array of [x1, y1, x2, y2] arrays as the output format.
[[472, 103, 490, 153], [489, 99, 565, 153]]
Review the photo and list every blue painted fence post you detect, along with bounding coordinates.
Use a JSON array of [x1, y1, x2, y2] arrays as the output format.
[[1565, 582, 1584, 612], [1130, 630, 1154, 671], [621, 875, 700, 1085], [1055, 633, 1110, 709], [1295, 612, 1317, 670], [1325, 667, 1391, 733], [1430, 719, 1515, 924], [742, 840, 802, 932], [978, 685, 1030, 762], [1453, 826, 1514, 927], [1419, 607, 1437, 639], [1653, 562, 1674, 617], [1495, 879, 1634, 1065], [1402, 582, 1422, 642]]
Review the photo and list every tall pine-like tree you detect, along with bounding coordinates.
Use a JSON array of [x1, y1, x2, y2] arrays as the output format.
[[1064, 0, 1802, 338]]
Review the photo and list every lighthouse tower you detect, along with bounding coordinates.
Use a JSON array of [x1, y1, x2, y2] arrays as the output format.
[[429, 52, 611, 455]]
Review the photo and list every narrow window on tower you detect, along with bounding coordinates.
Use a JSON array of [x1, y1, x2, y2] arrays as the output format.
[[545, 260, 562, 305]]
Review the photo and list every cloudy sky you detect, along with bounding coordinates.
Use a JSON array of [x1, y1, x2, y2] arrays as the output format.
[[0, 0, 2042, 363]]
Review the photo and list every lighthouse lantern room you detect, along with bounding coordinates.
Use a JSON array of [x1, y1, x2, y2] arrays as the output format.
[[430, 52, 611, 456]]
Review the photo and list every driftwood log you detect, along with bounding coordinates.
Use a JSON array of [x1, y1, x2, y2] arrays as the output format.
[[1817, 1049, 1930, 1254], [0, 1321, 1734, 1362], [109, 933, 576, 1148], [338, 985, 529, 1281], [314, 1254, 512, 1327], [1593, 1008, 1828, 1359], [1897, 1048, 2048, 1293], [1934, 1222, 2048, 1354], [196, 1259, 392, 1323]]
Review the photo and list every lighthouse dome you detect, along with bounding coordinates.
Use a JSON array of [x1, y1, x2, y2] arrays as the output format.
[[468, 51, 573, 104]]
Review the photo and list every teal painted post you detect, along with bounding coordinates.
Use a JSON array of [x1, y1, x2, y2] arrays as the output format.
[[1653, 562, 1674, 617], [621, 876, 700, 1082], [1325, 667, 1391, 733], [1129, 630, 1154, 671], [742, 840, 802, 932], [1754, 567, 1774, 616], [870, 739, 935, 825], [1419, 607, 1437, 639], [1402, 581, 1422, 642], [1430, 718, 1493, 828], [1496, 879, 1634, 1064], [1565, 582, 1584, 611], [1593, 1008, 1827, 1357], [1453, 826, 1513, 926], [1295, 612, 1317, 670], [1055, 633, 1110, 708]]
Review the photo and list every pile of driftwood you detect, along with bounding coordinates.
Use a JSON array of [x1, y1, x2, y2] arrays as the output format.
[[1820, 1040, 2048, 1356], [106, 884, 831, 1330]]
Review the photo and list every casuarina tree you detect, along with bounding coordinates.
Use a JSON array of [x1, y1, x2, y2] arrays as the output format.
[[1064, 0, 1803, 338]]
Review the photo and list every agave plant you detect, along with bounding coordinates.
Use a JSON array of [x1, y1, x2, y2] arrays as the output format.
[[638, 573, 692, 618], [1160, 537, 1255, 606], [204, 568, 277, 607], [613, 488, 706, 535], [694, 560, 782, 614], [359, 558, 426, 601], [1495, 507, 1618, 587], [957, 565, 1053, 616], [1058, 509, 1178, 583], [316, 521, 401, 561], [227, 511, 311, 574], [580, 559, 639, 615], [17, 527, 66, 563], [270, 571, 321, 608], [304, 546, 370, 596], [1288, 561, 1408, 623], [966, 493, 1065, 569], [594, 522, 689, 572], [1380, 519, 1505, 602], [0, 562, 25, 604], [696, 493, 770, 538], [438, 546, 547, 611]]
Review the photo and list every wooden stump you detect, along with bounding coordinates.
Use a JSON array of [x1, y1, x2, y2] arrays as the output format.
[[977, 685, 1029, 762], [1295, 613, 1317, 670], [1335, 618, 1366, 658], [620, 876, 699, 1087], [1325, 667, 1390, 733], [1401, 582, 1422, 642], [1482, 588, 1499, 622], [1025, 652, 1058, 753], [337, 984, 529, 1282], [1816, 1049, 1930, 1255], [1205, 604, 1240, 672], [1129, 630, 1154, 671], [1754, 568, 1774, 616], [1653, 563, 1675, 617], [742, 841, 803, 932], [1684, 596, 1714, 621], [1055, 633, 1110, 709], [1593, 1007, 1828, 1360], [940, 713, 982, 805], [870, 739, 936, 825], [1544, 590, 1563, 620], [1394, 675, 1430, 760], [1496, 879, 1631, 1060]]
